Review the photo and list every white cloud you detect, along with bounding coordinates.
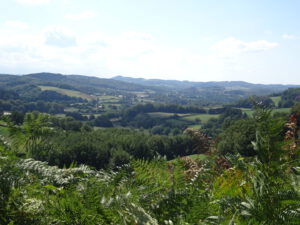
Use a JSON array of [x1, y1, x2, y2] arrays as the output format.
[[15, 0, 51, 5], [4, 20, 29, 30], [282, 34, 297, 39], [0, 27, 285, 83], [65, 11, 97, 20], [212, 37, 278, 56], [43, 26, 77, 48]]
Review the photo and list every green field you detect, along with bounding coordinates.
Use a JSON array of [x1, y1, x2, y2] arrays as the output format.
[[187, 154, 209, 161], [147, 112, 220, 122], [270, 96, 282, 107], [240, 107, 291, 116], [54, 114, 66, 118], [188, 124, 202, 129], [148, 112, 175, 118], [64, 107, 78, 112], [182, 114, 220, 123], [148, 112, 190, 118], [240, 108, 255, 116], [39, 86, 94, 100], [147, 112, 220, 125], [272, 108, 291, 114], [98, 96, 121, 103]]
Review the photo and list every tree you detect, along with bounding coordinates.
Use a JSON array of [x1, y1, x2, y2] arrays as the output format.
[[9, 112, 52, 158], [217, 119, 256, 156], [9, 111, 24, 125], [93, 116, 113, 127]]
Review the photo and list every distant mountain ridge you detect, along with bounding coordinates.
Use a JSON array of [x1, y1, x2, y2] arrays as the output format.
[[113, 75, 300, 90], [0, 73, 155, 95], [1, 72, 299, 105]]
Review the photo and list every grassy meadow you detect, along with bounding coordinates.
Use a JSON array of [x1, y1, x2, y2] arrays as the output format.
[[270, 96, 282, 107], [182, 114, 220, 123], [39, 86, 95, 100]]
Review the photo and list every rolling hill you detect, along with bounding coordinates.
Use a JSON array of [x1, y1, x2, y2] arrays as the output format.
[[1, 73, 299, 106]]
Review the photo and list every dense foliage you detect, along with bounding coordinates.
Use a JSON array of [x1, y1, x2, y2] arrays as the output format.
[[279, 88, 300, 107], [233, 96, 275, 108], [6, 112, 197, 169], [1, 107, 300, 224], [202, 107, 247, 137]]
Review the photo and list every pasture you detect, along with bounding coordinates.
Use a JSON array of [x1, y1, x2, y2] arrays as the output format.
[[270, 96, 282, 107], [182, 114, 220, 123], [240, 107, 291, 116], [39, 86, 94, 100]]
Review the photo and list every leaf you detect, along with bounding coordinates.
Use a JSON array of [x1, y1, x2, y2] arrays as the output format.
[[240, 202, 251, 209], [206, 216, 219, 220], [44, 184, 57, 190]]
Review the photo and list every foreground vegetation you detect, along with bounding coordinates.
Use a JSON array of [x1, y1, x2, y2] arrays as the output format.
[[1, 105, 300, 224]]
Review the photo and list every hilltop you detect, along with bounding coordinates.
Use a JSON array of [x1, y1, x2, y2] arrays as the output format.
[[1, 73, 299, 107]]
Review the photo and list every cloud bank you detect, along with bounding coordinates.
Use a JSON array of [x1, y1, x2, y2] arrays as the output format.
[[282, 34, 297, 39], [212, 37, 278, 56], [5, 20, 29, 29], [0, 24, 280, 82], [44, 26, 77, 48]]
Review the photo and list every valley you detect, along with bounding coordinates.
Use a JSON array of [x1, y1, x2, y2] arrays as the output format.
[[1, 73, 300, 224]]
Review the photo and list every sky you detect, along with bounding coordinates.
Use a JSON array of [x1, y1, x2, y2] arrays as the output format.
[[1, 0, 300, 84]]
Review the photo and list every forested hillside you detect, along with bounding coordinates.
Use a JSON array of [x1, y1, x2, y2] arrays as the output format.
[[114, 75, 300, 98], [1, 73, 299, 109]]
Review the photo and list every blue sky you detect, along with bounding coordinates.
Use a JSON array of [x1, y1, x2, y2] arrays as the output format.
[[1, 0, 300, 84]]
